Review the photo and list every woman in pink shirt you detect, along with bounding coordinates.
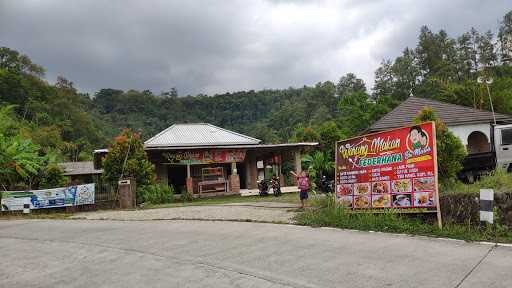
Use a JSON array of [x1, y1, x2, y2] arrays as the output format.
[[290, 170, 309, 209]]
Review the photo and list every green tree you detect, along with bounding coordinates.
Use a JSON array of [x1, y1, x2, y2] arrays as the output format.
[[290, 126, 320, 143], [102, 129, 155, 187], [456, 29, 479, 78], [498, 11, 512, 64], [476, 30, 497, 69], [373, 60, 394, 99], [0, 47, 45, 76], [316, 121, 341, 159], [391, 48, 421, 100], [416, 27, 458, 81], [302, 151, 334, 192], [414, 107, 466, 180], [336, 73, 366, 98], [0, 134, 45, 190], [337, 90, 373, 136], [38, 164, 67, 189]]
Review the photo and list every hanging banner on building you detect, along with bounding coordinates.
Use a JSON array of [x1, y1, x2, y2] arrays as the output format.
[[163, 149, 246, 164], [1, 184, 95, 211], [335, 122, 439, 212]]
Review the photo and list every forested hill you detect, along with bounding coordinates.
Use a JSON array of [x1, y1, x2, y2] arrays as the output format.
[[1, 10, 512, 166]]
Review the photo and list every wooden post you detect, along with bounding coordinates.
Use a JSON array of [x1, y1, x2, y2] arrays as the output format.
[[432, 121, 443, 229], [186, 163, 193, 195]]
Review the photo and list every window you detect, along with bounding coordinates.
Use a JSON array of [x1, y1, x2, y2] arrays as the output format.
[[501, 128, 512, 145]]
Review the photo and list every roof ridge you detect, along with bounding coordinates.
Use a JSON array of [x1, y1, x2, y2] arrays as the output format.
[[144, 124, 176, 144], [369, 96, 512, 131], [204, 123, 261, 143], [410, 96, 512, 118], [145, 123, 261, 146]]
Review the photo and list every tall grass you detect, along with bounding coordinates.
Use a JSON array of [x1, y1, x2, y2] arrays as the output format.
[[440, 168, 512, 194], [296, 196, 512, 243]]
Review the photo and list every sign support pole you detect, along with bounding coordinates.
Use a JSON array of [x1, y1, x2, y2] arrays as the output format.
[[432, 121, 443, 229]]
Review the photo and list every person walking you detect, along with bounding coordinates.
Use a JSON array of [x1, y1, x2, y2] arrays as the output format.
[[290, 170, 309, 209]]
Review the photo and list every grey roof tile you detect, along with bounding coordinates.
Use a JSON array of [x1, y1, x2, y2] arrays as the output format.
[[369, 97, 512, 131], [144, 123, 261, 148]]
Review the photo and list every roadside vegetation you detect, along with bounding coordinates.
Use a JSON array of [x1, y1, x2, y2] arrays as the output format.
[[441, 168, 512, 194], [295, 196, 512, 243], [0, 212, 72, 220]]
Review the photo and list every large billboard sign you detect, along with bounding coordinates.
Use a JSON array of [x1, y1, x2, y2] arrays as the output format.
[[335, 122, 440, 213], [1, 184, 95, 211]]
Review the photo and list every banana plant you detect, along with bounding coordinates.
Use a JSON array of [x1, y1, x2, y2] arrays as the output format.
[[302, 151, 334, 194], [0, 134, 45, 190]]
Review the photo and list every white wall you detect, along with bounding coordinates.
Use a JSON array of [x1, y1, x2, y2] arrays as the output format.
[[447, 123, 491, 147]]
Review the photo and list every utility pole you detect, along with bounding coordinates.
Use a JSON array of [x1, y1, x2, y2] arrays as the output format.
[[477, 76, 496, 125]]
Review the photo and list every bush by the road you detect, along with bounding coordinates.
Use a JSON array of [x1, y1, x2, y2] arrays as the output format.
[[439, 169, 512, 228], [137, 183, 174, 205], [441, 168, 512, 194], [414, 107, 466, 180], [296, 195, 512, 243]]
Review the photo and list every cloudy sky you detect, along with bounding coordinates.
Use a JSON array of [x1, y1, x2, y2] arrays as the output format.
[[1, 0, 510, 96]]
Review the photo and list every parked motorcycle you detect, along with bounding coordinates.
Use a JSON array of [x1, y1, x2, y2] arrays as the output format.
[[319, 175, 334, 194], [271, 176, 281, 197], [258, 179, 269, 196]]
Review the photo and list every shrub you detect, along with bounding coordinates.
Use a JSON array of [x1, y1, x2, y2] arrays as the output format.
[[181, 190, 193, 203], [295, 203, 512, 242], [440, 168, 512, 194], [137, 183, 174, 204], [102, 129, 155, 188], [39, 164, 68, 189], [414, 107, 466, 180], [302, 151, 334, 193]]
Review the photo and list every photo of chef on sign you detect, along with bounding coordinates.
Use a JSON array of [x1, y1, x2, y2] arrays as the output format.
[[335, 122, 438, 211]]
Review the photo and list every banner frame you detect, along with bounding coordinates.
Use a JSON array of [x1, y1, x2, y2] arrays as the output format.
[[334, 121, 442, 225]]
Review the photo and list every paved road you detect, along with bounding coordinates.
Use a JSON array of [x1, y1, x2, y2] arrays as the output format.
[[0, 220, 511, 288]]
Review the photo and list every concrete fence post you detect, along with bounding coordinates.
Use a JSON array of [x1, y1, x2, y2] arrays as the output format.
[[480, 189, 494, 224], [23, 197, 31, 214]]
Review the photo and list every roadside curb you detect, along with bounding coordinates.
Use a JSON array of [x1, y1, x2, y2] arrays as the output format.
[[316, 226, 512, 248]]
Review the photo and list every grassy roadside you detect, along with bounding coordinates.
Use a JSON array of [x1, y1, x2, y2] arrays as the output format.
[[0, 212, 73, 220], [440, 168, 512, 194], [142, 192, 301, 209], [295, 196, 512, 243]]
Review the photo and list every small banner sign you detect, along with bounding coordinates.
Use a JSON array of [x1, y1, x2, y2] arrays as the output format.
[[335, 122, 440, 215], [1, 184, 95, 211], [163, 149, 246, 164]]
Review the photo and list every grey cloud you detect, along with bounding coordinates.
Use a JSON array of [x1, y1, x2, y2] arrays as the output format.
[[0, 0, 510, 96]]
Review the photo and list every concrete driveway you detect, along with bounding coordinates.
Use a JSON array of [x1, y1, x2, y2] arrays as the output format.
[[72, 202, 299, 223], [0, 220, 511, 288]]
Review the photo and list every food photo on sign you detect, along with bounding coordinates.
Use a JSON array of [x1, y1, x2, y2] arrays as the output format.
[[335, 122, 439, 212]]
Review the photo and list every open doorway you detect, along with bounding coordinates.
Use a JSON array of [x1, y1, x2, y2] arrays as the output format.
[[168, 165, 186, 194], [237, 163, 246, 189]]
